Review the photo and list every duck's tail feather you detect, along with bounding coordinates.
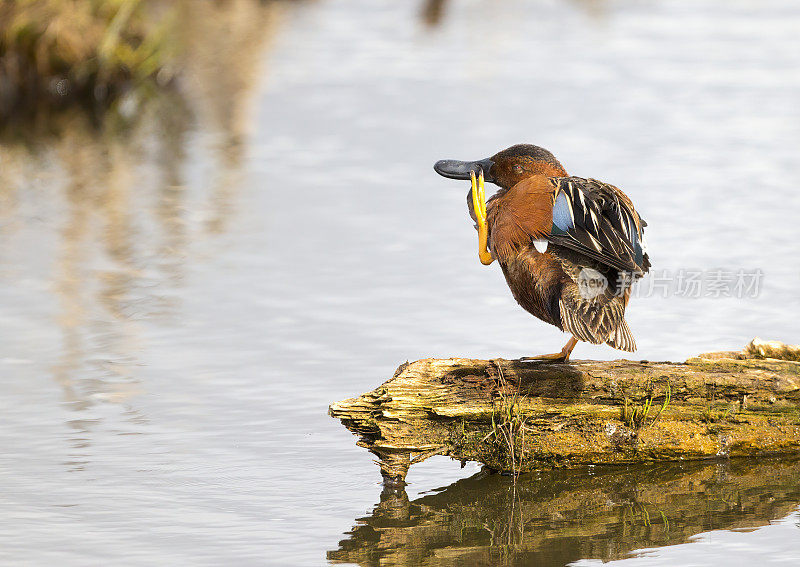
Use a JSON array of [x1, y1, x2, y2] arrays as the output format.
[[606, 319, 636, 352]]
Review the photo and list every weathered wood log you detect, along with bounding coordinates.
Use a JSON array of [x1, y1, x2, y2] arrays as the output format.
[[328, 456, 800, 566], [329, 339, 800, 484]]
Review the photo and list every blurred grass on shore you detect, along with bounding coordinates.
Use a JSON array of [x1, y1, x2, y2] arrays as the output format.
[[0, 0, 177, 123]]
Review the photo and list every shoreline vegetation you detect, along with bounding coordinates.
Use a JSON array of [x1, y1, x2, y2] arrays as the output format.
[[0, 0, 178, 124], [0, 0, 289, 145]]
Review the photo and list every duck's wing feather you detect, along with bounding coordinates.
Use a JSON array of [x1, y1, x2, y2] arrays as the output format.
[[547, 176, 649, 275]]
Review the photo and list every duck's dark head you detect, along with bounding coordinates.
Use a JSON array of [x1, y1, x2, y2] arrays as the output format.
[[434, 144, 568, 189]]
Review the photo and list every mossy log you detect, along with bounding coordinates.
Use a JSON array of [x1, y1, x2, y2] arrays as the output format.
[[329, 339, 800, 484]]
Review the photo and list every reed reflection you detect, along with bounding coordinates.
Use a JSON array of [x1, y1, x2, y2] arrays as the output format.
[[177, 0, 284, 235], [329, 457, 800, 567], [419, 0, 609, 28], [0, 0, 288, 463], [420, 0, 448, 27]]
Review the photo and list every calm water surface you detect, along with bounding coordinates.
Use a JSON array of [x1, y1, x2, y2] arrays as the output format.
[[0, 0, 799, 565]]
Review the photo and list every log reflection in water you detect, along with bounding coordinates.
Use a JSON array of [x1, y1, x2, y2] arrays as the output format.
[[329, 457, 800, 567]]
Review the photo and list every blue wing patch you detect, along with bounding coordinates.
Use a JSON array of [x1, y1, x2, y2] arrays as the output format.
[[547, 177, 650, 275], [552, 190, 573, 234]]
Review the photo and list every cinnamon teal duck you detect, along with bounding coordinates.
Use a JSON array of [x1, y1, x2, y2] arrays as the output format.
[[434, 144, 650, 361]]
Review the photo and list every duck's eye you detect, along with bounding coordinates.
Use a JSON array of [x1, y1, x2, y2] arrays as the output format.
[[513, 164, 524, 174]]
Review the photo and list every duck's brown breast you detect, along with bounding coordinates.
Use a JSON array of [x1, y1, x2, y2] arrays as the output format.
[[486, 175, 555, 261], [498, 245, 567, 329]]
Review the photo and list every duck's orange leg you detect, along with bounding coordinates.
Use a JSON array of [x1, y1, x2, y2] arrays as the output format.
[[521, 336, 579, 363], [470, 170, 494, 266]]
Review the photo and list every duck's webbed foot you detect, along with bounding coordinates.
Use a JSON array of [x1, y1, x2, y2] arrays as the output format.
[[521, 336, 579, 363], [470, 170, 494, 266]]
